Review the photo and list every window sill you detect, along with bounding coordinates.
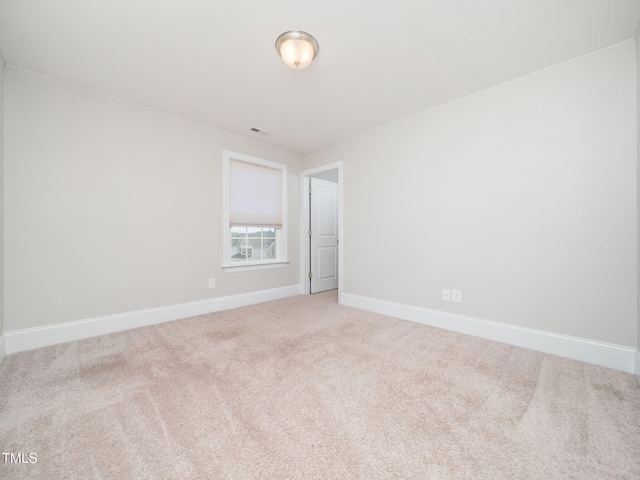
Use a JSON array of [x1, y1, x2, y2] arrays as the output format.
[[223, 261, 289, 273]]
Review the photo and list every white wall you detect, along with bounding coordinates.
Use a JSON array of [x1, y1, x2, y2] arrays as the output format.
[[636, 30, 640, 360], [304, 41, 637, 347], [4, 68, 301, 331], [310, 169, 338, 183], [0, 55, 4, 340]]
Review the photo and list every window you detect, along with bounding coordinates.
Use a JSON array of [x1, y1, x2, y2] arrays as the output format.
[[231, 226, 277, 262], [223, 151, 287, 270]]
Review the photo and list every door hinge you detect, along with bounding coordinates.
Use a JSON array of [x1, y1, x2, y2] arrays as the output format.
[[308, 229, 312, 237], [308, 272, 313, 279], [309, 186, 312, 194]]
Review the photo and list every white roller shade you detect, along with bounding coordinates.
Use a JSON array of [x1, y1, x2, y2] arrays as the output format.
[[229, 160, 283, 227]]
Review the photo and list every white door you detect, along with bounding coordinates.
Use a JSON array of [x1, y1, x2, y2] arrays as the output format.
[[310, 177, 338, 293]]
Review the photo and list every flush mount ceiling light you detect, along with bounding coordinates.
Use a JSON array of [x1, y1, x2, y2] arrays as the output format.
[[275, 31, 319, 69]]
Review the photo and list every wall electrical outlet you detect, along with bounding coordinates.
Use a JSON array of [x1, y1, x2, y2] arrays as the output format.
[[208, 278, 216, 289], [442, 289, 451, 301], [452, 290, 462, 303]]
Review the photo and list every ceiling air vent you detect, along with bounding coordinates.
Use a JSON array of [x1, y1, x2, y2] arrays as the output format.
[[249, 127, 269, 134]]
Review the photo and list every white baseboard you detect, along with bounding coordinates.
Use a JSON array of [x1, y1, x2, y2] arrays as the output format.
[[0, 333, 6, 364], [6, 284, 303, 355], [342, 293, 636, 374], [635, 349, 640, 384]]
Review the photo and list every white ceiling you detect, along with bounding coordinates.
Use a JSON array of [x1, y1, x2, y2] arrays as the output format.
[[1, 1, 639, 153]]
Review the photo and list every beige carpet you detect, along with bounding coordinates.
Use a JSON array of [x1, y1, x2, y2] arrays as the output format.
[[1, 291, 639, 479]]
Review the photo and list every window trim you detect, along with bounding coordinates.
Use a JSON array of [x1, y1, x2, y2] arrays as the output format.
[[222, 151, 288, 271]]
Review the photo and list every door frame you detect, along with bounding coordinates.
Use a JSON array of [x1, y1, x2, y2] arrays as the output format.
[[299, 162, 344, 303]]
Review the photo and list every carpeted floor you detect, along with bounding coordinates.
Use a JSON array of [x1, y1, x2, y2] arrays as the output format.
[[1, 290, 639, 479]]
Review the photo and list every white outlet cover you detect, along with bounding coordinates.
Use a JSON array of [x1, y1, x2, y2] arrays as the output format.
[[442, 289, 451, 301], [208, 278, 216, 289], [452, 290, 462, 303]]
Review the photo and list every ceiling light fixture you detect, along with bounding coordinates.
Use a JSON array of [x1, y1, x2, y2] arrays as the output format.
[[275, 31, 319, 69]]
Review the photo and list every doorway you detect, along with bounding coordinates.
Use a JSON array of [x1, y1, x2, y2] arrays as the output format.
[[300, 163, 343, 300], [309, 175, 338, 293]]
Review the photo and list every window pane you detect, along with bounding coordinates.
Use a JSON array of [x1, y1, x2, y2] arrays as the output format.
[[264, 236, 276, 259], [229, 226, 277, 263], [230, 226, 247, 262]]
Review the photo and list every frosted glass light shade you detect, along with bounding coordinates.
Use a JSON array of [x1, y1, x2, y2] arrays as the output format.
[[276, 31, 319, 69], [279, 38, 314, 68]]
